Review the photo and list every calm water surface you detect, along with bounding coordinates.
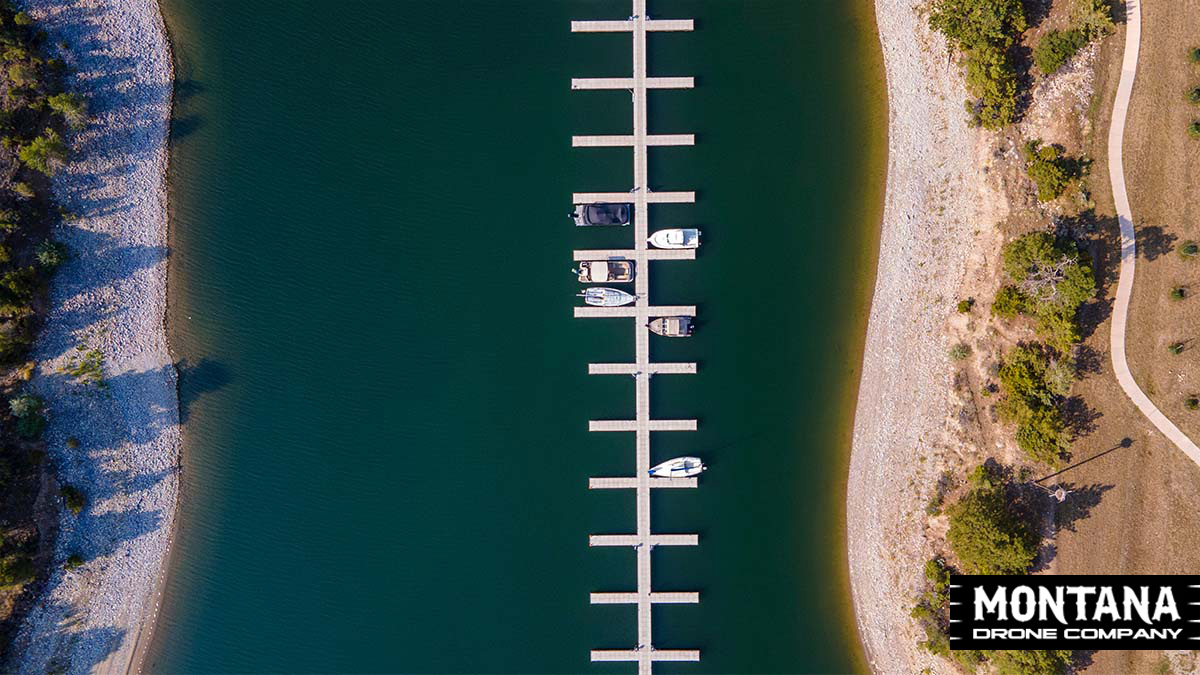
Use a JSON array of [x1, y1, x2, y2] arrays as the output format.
[[149, 1, 882, 672]]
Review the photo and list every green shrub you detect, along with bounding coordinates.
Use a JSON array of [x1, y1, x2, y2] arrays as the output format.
[[1022, 140, 1083, 201], [66, 436, 79, 448], [1076, 0, 1114, 39], [929, 0, 1026, 129], [12, 11, 32, 27], [1171, 286, 1186, 301], [12, 180, 33, 199], [988, 649, 1073, 675], [1190, 88, 1200, 104], [0, 554, 33, 588], [35, 239, 66, 269], [950, 342, 972, 360], [1192, 47, 1200, 63], [957, 298, 975, 313], [1034, 28, 1088, 74], [0, 267, 38, 317], [998, 345, 1070, 465], [1185, 396, 1199, 411], [18, 128, 66, 175], [992, 285, 1028, 318], [46, 91, 86, 128], [64, 553, 83, 569], [9, 392, 45, 438], [947, 464, 1039, 574], [1170, 342, 1186, 355], [1190, 121, 1200, 138], [59, 484, 85, 515], [7, 61, 36, 87], [1181, 240, 1199, 258]]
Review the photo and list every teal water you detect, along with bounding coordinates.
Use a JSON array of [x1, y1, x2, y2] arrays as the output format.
[[149, 1, 882, 673]]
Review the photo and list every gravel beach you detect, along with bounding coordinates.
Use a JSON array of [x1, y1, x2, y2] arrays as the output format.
[[847, 1, 985, 673], [5, 1, 177, 674]]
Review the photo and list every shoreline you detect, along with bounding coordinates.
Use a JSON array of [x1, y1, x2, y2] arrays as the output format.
[[846, 0, 985, 673], [7, 1, 179, 674]]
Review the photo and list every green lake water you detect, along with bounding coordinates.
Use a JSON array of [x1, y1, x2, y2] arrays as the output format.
[[148, 1, 883, 672]]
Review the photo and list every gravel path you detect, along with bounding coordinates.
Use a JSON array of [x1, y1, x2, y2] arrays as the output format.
[[4, 1, 178, 674], [846, 1, 984, 673]]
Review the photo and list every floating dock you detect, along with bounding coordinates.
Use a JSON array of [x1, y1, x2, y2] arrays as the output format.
[[571, 3, 699, 673]]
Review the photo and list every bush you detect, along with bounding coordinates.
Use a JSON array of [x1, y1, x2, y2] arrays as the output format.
[[1181, 240, 1199, 258], [59, 484, 85, 515], [929, 0, 1026, 129], [1034, 28, 1088, 74], [950, 342, 972, 360], [12, 180, 33, 199], [18, 128, 67, 175], [9, 392, 45, 438], [1170, 342, 1185, 355], [35, 239, 66, 269], [1185, 396, 1199, 411], [1023, 140, 1083, 201], [46, 91, 86, 128], [988, 649, 1073, 675], [7, 61, 36, 87], [12, 11, 32, 27], [66, 436, 79, 448], [1171, 286, 1186, 301], [64, 553, 83, 569], [1076, 0, 1114, 40], [0, 554, 33, 588], [1190, 121, 1200, 138], [0, 266, 38, 317], [992, 285, 1028, 318], [998, 345, 1070, 465], [957, 298, 975, 313], [947, 465, 1039, 574], [1192, 47, 1200, 63], [1190, 88, 1200, 104]]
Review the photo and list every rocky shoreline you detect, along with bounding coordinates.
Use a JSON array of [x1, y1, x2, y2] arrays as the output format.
[[5, 1, 178, 674], [846, 0, 985, 673]]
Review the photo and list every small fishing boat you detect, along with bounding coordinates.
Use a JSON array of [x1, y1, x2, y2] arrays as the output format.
[[578, 260, 634, 283], [572, 203, 631, 227], [648, 316, 693, 337], [648, 228, 701, 249], [579, 287, 636, 306], [649, 456, 706, 478]]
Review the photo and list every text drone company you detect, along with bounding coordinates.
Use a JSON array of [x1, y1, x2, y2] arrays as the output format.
[[949, 576, 1200, 649]]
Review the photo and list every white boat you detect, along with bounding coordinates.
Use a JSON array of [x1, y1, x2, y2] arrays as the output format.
[[648, 316, 693, 337], [649, 456, 706, 478], [648, 228, 701, 249], [579, 287, 636, 307], [578, 260, 634, 283]]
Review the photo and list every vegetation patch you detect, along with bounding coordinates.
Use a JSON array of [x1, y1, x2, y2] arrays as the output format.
[[1034, 28, 1088, 75], [993, 232, 1096, 350], [1022, 140, 1085, 202], [928, 0, 1025, 129]]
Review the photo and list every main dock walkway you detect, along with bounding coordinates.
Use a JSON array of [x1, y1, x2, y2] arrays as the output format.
[[571, 3, 700, 673]]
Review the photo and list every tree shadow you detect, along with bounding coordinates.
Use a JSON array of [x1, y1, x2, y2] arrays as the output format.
[[176, 358, 232, 424], [1021, 0, 1054, 28], [1063, 395, 1102, 437], [1137, 224, 1178, 260]]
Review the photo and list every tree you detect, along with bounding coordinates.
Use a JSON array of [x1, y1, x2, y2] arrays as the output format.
[[988, 649, 1073, 675], [1074, 0, 1114, 40], [1034, 28, 1089, 74], [7, 61, 36, 87], [0, 266, 37, 317], [946, 465, 1039, 574], [929, 0, 1027, 52], [9, 391, 45, 438], [47, 91, 87, 128], [998, 345, 1070, 466], [1022, 141, 1083, 201], [35, 239, 66, 269], [60, 484, 86, 515], [0, 554, 33, 588], [1000, 232, 1095, 350], [18, 128, 67, 175]]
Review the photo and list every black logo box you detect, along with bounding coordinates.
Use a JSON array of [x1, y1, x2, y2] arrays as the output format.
[[949, 575, 1200, 650]]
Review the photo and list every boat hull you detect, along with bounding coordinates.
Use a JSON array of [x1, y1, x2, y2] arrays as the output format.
[[648, 456, 705, 478], [582, 287, 636, 306]]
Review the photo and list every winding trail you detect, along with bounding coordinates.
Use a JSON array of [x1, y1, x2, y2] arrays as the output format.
[[1107, 0, 1200, 464]]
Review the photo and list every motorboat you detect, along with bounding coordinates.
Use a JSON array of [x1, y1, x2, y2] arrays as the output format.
[[578, 260, 634, 283], [579, 287, 636, 306], [648, 316, 693, 337], [649, 456, 706, 478], [648, 228, 701, 249], [572, 203, 631, 227]]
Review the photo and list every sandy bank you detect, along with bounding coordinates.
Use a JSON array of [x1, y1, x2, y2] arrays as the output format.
[[4, 1, 178, 674], [846, 1, 986, 673]]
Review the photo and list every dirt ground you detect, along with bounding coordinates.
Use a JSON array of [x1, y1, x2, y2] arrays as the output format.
[[930, 1, 1200, 673]]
